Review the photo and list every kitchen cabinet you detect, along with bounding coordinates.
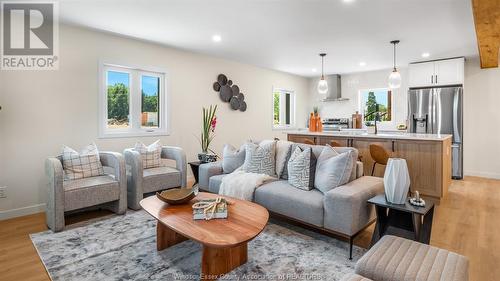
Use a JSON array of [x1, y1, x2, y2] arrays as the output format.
[[317, 136, 349, 147], [287, 134, 318, 144], [409, 57, 464, 88]]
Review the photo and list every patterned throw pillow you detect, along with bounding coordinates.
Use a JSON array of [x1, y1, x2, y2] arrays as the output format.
[[314, 145, 354, 193], [62, 143, 104, 180], [243, 141, 276, 176], [287, 146, 315, 190], [134, 140, 162, 169]]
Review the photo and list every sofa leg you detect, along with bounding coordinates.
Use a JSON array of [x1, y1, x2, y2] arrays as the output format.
[[349, 237, 353, 260]]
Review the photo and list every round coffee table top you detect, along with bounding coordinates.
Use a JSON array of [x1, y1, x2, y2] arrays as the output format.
[[140, 192, 269, 248]]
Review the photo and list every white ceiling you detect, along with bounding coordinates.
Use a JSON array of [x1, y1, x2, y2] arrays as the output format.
[[58, 0, 478, 77]]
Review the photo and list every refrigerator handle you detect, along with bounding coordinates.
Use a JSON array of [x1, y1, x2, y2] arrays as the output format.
[[453, 89, 461, 143]]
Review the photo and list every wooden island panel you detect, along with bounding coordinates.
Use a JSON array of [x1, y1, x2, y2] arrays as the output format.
[[287, 133, 452, 199]]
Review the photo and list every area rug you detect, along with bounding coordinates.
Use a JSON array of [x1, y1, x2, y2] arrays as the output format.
[[31, 210, 365, 281]]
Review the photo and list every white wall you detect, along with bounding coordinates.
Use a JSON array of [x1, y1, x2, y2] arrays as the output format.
[[463, 57, 500, 179], [308, 68, 409, 130], [0, 24, 309, 219]]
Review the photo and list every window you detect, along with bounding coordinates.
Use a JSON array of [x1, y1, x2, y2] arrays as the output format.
[[273, 88, 295, 129], [359, 88, 392, 125], [99, 63, 168, 138]]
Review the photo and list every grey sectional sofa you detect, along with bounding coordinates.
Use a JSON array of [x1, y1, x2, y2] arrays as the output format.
[[198, 143, 384, 259]]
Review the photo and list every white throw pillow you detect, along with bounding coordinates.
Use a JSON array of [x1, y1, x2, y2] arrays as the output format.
[[314, 145, 354, 193], [222, 144, 246, 174], [275, 140, 293, 178], [62, 143, 104, 180], [134, 140, 162, 169], [287, 146, 313, 190], [243, 141, 276, 176]]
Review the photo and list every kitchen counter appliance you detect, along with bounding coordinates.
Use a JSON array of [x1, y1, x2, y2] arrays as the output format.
[[322, 118, 349, 131], [408, 86, 463, 179]]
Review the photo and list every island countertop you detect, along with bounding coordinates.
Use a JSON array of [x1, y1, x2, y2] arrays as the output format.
[[284, 130, 452, 142]]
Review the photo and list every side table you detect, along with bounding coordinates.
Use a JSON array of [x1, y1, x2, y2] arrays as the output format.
[[368, 194, 435, 247], [188, 161, 202, 187]]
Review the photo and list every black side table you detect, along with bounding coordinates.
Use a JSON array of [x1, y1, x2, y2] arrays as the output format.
[[368, 194, 435, 247], [188, 161, 202, 187]]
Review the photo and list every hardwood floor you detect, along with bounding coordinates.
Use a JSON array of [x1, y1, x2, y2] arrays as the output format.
[[1, 176, 499, 281]]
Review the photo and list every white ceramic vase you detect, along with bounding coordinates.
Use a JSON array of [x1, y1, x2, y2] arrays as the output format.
[[383, 158, 411, 204]]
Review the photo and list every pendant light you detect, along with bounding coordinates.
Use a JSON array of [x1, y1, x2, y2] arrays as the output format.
[[388, 40, 402, 89], [317, 53, 328, 94]]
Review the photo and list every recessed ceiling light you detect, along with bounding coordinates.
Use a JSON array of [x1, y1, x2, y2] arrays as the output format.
[[421, 52, 430, 58], [212, 34, 222, 42], [359, 62, 366, 67], [312, 68, 317, 72]]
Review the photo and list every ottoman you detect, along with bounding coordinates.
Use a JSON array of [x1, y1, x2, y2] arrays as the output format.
[[355, 235, 469, 281], [340, 273, 373, 281]]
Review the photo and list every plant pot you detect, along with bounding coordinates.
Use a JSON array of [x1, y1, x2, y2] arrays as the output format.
[[198, 152, 217, 163]]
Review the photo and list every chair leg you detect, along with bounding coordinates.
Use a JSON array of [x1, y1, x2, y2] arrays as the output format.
[[349, 236, 353, 260], [371, 162, 377, 176]]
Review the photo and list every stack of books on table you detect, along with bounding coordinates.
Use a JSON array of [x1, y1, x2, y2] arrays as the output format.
[[193, 198, 228, 220]]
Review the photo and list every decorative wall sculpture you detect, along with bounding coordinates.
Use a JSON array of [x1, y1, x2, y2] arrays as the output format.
[[212, 74, 247, 112]]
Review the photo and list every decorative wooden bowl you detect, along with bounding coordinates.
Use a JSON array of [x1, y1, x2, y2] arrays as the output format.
[[156, 188, 196, 205]]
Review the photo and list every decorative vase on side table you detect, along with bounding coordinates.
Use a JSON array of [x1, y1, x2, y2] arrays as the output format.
[[383, 158, 410, 204], [198, 104, 218, 163]]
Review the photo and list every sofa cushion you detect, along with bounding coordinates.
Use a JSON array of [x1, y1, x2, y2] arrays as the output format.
[[62, 143, 104, 180], [287, 146, 315, 190], [222, 144, 245, 174], [254, 180, 324, 227], [208, 174, 227, 194], [281, 143, 319, 181], [275, 140, 293, 178], [356, 235, 469, 281], [315, 146, 354, 193], [63, 175, 119, 211], [142, 166, 181, 193], [243, 141, 276, 176]]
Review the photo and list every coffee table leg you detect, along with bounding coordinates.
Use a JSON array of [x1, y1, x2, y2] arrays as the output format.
[[156, 222, 188, 251], [201, 242, 248, 280]]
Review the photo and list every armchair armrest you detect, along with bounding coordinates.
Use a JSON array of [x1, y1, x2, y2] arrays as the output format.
[[161, 146, 187, 187], [198, 161, 223, 190], [100, 151, 125, 183], [45, 157, 65, 231], [323, 176, 384, 236]]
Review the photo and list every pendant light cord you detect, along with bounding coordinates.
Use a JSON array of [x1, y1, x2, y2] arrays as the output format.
[[393, 42, 396, 70], [321, 56, 324, 79]]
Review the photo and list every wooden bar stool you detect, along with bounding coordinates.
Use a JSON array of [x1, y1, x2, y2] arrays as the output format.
[[330, 140, 342, 147], [369, 143, 390, 176]]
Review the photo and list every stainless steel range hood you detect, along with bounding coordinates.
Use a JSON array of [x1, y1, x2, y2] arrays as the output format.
[[321, 74, 349, 102]]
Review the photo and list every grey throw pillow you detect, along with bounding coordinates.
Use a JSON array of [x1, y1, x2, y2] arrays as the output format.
[[222, 144, 245, 174], [314, 145, 354, 194], [275, 140, 292, 178], [287, 146, 315, 190], [281, 143, 317, 181], [243, 141, 276, 176]]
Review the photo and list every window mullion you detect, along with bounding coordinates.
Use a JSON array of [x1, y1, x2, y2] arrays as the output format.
[[131, 70, 141, 132]]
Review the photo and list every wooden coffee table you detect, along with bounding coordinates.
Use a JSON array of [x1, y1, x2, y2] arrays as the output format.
[[140, 192, 269, 280]]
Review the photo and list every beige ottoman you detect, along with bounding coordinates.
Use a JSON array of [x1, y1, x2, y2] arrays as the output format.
[[356, 235, 469, 281]]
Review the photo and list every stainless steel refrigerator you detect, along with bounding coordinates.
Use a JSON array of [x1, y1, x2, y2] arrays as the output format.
[[408, 86, 463, 179]]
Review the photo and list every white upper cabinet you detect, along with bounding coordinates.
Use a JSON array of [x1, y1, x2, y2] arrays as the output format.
[[409, 57, 464, 88]]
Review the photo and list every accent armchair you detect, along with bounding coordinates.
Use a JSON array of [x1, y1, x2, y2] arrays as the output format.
[[45, 152, 127, 232], [124, 146, 187, 210]]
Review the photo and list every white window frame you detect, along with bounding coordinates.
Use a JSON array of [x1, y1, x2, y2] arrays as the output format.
[[357, 87, 394, 126], [98, 62, 170, 138], [272, 87, 296, 130]]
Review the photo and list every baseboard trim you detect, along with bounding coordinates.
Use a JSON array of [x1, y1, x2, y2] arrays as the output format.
[[464, 171, 500, 180], [0, 203, 46, 221]]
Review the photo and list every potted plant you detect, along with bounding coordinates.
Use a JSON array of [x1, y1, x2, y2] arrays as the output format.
[[198, 105, 218, 163]]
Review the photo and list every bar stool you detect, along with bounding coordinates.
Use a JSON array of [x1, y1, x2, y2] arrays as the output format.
[[369, 143, 390, 176], [330, 140, 342, 147], [304, 139, 315, 145]]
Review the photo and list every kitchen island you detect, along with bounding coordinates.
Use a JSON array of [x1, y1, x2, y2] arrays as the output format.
[[286, 130, 452, 199]]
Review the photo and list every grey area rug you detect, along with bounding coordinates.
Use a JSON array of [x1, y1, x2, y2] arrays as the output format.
[[31, 210, 365, 281]]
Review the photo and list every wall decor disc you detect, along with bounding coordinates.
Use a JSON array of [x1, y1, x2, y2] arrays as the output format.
[[231, 85, 240, 96], [239, 101, 247, 112], [237, 93, 244, 101], [217, 74, 228, 86], [230, 96, 240, 110], [227, 80, 233, 86], [213, 82, 221, 92], [219, 85, 232, 102]]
